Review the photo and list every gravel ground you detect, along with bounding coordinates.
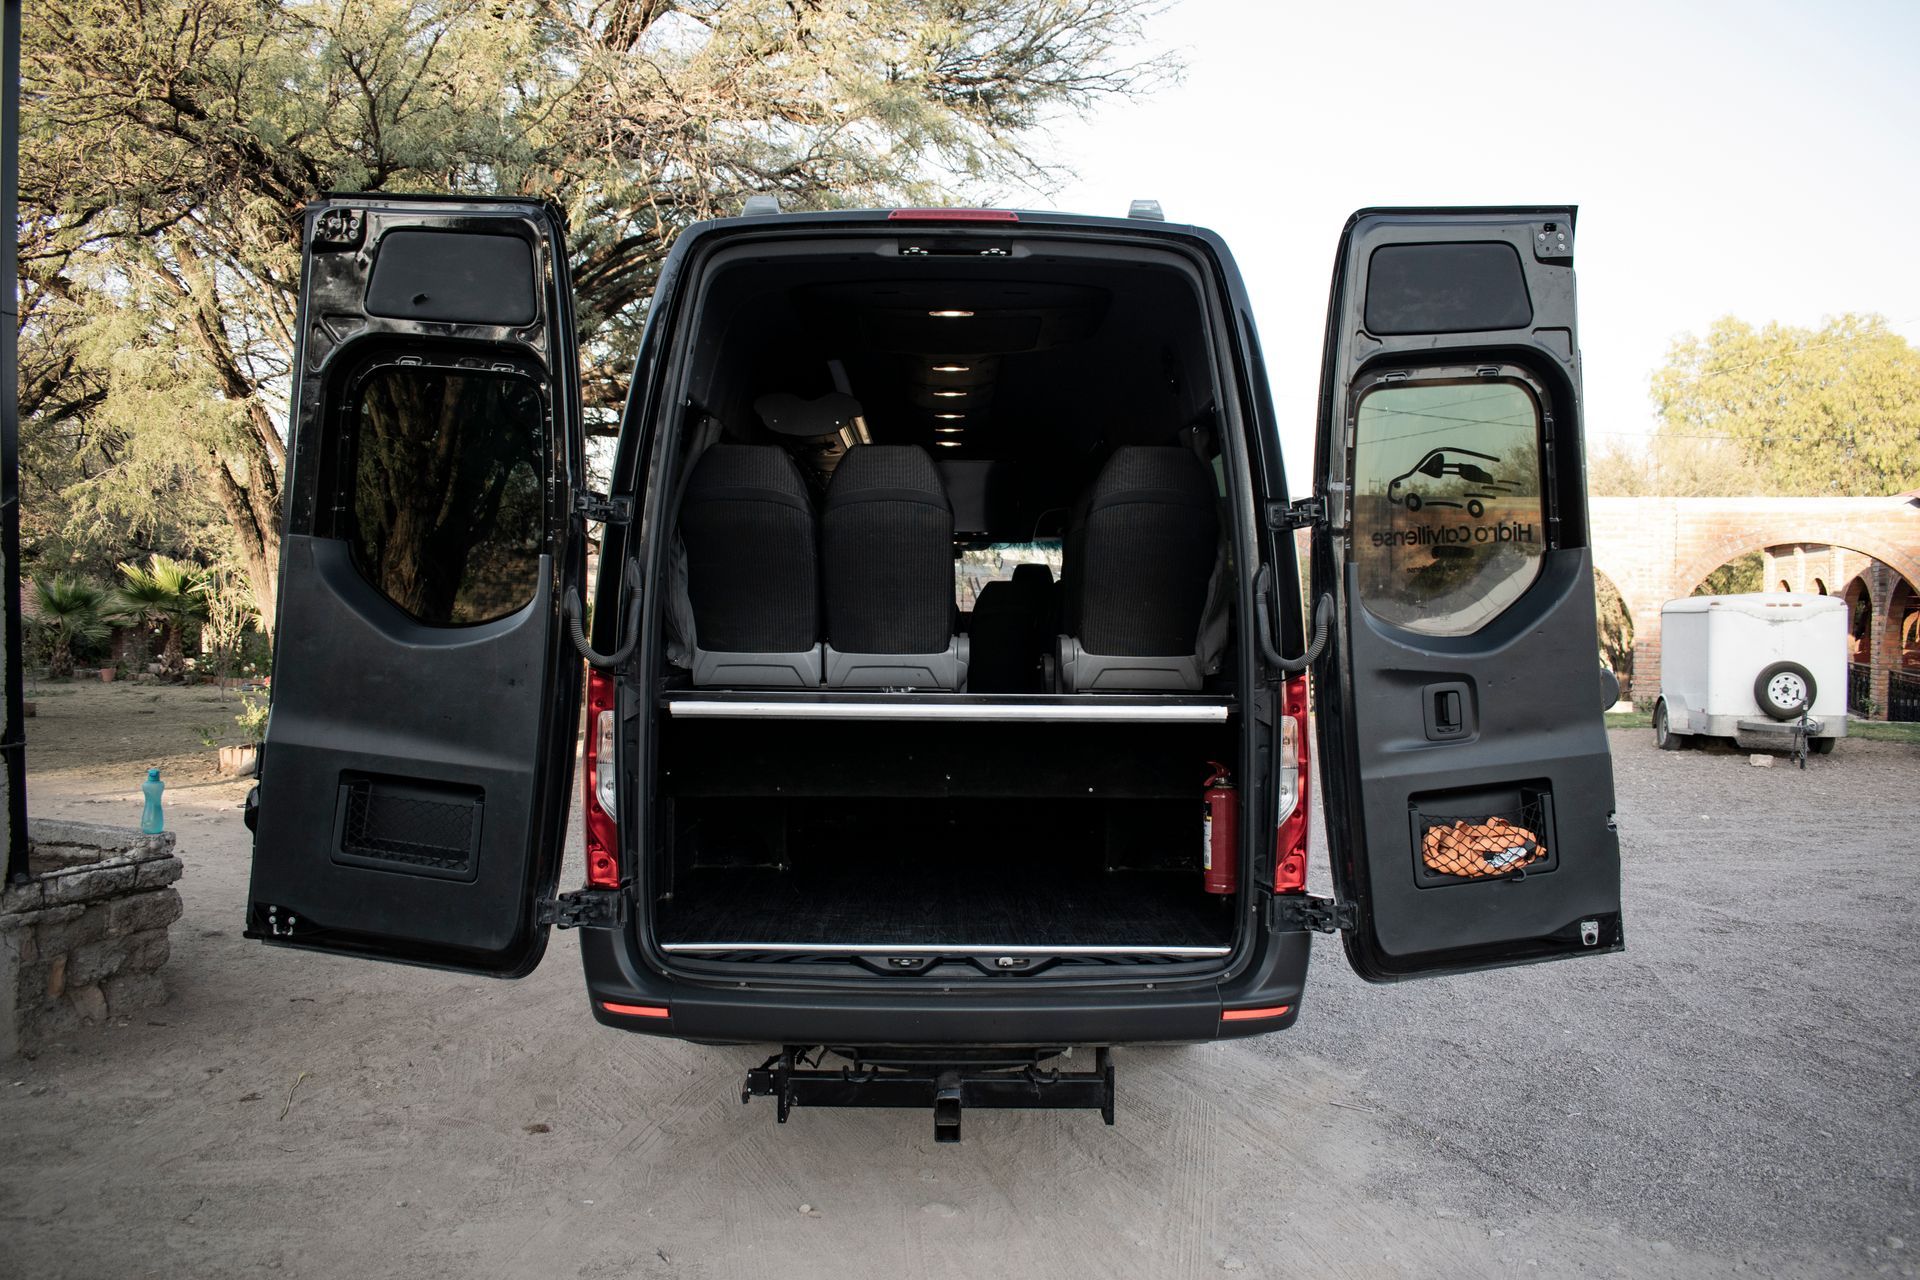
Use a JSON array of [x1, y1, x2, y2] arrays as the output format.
[[1279, 729, 1920, 1276], [2, 724, 1915, 1278]]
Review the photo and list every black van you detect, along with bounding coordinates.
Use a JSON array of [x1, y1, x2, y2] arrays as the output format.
[[244, 199, 1622, 1138]]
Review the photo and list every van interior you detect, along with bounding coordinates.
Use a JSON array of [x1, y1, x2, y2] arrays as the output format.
[[639, 233, 1254, 965]]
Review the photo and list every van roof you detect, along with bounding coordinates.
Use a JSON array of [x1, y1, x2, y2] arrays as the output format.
[[1662, 592, 1846, 618]]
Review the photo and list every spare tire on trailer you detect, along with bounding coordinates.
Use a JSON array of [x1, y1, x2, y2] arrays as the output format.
[[1754, 660, 1817, 721]]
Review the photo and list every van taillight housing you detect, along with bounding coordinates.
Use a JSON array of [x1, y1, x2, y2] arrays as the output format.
[[583, 667, 619, 888], [1274, 673, 1311, 892]]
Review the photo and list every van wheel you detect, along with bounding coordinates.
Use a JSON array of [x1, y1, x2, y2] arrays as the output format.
[[1809, 736, 1837, 755], [1754, 661, 1816, 721], [1654, 700, 1685, 751]]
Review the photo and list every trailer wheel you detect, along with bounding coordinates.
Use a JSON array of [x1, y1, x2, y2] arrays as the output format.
[[1653, 699, 1686, 751], [1754, 661, 1816, 721], [1808, 736, 1837, 755]]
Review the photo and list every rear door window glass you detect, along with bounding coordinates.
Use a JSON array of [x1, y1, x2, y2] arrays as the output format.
[[343, 366, 546, 626], [1350, 379, 1545, 636]]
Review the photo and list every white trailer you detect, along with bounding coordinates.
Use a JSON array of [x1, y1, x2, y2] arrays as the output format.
[[1654, 593, 1848, 753]]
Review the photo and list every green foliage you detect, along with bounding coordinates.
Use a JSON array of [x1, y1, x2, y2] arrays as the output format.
[[235, 694, 271, 747], [109, 555, 210, 676], [1692, 550, 1764, 597], [18, 0, 1173, 626], [1607, 314, 1920, 498], [31, 574, 112, 677], [1594, 574, 1634, 686]]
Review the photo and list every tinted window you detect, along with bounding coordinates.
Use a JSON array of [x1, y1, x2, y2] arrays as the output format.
[[1365, 243, 1532, 335], [1351, 379, 1545, 636], [344, 366, 546, 626]]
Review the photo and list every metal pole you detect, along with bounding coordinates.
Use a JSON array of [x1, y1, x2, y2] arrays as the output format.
[[2, 0, 29, 884]]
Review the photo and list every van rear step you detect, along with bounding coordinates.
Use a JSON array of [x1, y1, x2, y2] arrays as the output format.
[[742, 1046, 1116, 1143]]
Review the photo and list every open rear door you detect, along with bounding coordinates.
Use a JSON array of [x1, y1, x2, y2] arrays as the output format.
[[245, 196, 586, 976], [1311, 208, 1623, 981]]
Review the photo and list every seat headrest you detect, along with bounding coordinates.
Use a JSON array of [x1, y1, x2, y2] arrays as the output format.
[[826, 445, 950, 509], [1087, 446, 1216, 513], [754, 392, 863, 439]]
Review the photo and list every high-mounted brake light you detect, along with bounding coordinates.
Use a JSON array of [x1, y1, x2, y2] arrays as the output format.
[[887, 208, 1019, 222], [583, 668, 619, 888], [1274, 673, 1311, 893]]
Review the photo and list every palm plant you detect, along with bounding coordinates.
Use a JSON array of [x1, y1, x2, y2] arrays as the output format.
[[33, 575, 111, 678], [110, 555, 209, 677]]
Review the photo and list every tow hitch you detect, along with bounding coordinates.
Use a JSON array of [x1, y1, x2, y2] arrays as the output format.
[[742, 1046, 1116, 1143]]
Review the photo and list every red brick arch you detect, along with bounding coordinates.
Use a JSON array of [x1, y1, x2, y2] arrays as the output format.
[[1671, 527, 1920, 604]]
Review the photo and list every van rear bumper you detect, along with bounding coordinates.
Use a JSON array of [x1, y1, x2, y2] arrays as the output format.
[[577, 923, 1310, 1045]]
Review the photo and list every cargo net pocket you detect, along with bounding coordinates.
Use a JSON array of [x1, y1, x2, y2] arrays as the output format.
[[1420, 806, 1547, 879]]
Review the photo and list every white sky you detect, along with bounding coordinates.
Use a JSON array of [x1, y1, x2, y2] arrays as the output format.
[[1031, 0, 1920, 488]]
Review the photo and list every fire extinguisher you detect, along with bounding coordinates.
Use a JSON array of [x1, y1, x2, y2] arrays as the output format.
[[1203, 761, 1238, 895]]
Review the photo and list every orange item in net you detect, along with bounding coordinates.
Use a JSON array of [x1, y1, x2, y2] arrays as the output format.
[[1421, 815, 1546, 878]]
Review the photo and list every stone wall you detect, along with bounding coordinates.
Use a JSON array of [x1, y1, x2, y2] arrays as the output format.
[[0, 819, 184, 1057]]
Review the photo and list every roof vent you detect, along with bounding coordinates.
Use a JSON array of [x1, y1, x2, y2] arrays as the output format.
[[1127, 199, 1165, 221], [741, 194, 782, 217]]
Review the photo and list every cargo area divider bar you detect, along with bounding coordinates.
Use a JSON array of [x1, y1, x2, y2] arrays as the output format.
[[661, 942, 1232, 956], [661, 695, 1231, 723]]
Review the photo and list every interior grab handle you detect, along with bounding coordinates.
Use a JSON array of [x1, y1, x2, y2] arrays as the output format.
[[564, 559, 643, 670], [1255, 562, 1332, 675]]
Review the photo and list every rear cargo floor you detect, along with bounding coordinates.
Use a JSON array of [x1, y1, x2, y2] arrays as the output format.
[[653, 864, 1234, 951]]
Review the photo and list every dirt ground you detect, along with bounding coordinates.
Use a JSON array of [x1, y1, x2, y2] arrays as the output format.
[[3, 691, 1917, 1279]]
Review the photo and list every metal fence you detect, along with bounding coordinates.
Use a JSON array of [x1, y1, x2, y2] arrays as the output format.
[[1849, 662, 1876, 717], [1890, 669, 1920, 724]]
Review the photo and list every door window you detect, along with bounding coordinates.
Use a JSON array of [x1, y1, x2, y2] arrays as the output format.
[[1350, 377, 1545, 636], [342, 364, 547, 626]]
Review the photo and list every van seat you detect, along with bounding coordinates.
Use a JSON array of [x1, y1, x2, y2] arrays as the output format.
[[821, 445, 968, 690], [679, 445, 824, 687], [1058, 447, 1217, 692]]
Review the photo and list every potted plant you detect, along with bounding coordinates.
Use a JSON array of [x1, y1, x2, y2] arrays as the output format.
[[216, 693, 268, 777]]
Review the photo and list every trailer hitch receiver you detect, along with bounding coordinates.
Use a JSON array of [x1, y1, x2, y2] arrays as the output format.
[[742, 1046, 1116, 1143]]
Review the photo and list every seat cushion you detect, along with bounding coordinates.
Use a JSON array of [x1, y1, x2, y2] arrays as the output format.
[[1071, 447, 1218, 657], [679, 445, 818, 653], [822, 445, 954, 655]]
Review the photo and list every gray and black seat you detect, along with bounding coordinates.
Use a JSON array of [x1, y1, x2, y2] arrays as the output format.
[[821, 445, 969, 689], [679, 444, 823, 687], [1057, 447, 1219, 692], [966, 563, 1055, 693]]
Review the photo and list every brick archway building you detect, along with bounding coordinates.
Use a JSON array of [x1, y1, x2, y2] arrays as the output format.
[[1589, 494, 1920, 709]]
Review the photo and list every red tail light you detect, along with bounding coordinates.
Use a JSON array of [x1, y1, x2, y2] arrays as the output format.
[[1274, 673, 1311, 893], [583, 667, 619, 888], [886, 208, 1019, 222]]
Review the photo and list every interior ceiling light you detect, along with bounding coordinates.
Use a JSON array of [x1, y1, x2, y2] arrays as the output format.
[[936, 439, 963, 447], [933, 390, 967, 398], [934, 427, 964, 434], [928, 309, 974, 318], [932, 363, 970, 373], [935, 413, 965, 419]]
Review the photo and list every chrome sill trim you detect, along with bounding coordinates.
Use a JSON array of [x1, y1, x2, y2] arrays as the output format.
[[664, 700, 1229, 723], [659, 942, 1232, 957]]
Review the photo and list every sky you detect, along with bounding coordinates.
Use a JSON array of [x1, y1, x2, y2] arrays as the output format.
[[1029, 0, 1920, 486]]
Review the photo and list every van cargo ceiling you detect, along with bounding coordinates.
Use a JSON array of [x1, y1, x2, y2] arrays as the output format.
[[689, 246, 1213, 476]]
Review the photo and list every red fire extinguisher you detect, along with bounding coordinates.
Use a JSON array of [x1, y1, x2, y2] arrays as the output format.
[[1203, 761, 1238, 895]]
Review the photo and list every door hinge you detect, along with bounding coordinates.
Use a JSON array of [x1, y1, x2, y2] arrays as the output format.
[[573, 492, 633, 525], [537, 889, 628, 930], [1267, 498, 1325, 531], [1271, 893, 1357, 934]]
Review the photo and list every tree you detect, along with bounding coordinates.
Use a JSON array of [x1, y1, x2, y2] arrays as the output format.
[[1647, 314, 1920, 497], [110, 555, 209, 677], [31, 575, 111, 678], [19, 0, 1173, 631]]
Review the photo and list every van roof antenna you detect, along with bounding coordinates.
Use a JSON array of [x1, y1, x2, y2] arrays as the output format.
[[1127, 199, 1165, 221], [741, 193, 782, 217]]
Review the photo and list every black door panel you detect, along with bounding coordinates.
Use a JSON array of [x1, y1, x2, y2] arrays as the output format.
[[246, 198, 584, 976], [1312, 209, 1623, 982]]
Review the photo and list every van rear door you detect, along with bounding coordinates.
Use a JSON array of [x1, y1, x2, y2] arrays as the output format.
[[1310, 207, 1624, 981], [245, 197, 586, 976]]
